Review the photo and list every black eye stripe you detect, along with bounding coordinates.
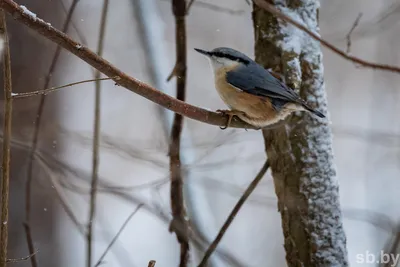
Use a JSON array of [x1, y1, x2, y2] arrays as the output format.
[[210, 52, 250, 65]]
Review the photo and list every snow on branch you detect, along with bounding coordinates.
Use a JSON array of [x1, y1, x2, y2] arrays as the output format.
[[0, 0, 258, 129]]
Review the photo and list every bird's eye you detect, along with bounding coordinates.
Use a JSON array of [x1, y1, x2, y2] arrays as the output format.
[[215, 57, 226, 64]]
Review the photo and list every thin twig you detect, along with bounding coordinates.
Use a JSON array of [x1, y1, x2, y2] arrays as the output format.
[[94, 204, 143, 267], [252, 0, 400, 74], [0, 9, 12, 267], [0, 126, 242, 266], [1, 1, 258, 128], [197, 159, 270, 267], [58, 0, 88, 46], [40, 161, 85, 235], [12, 77, 116, 98], [87, 0, 109, 266], [186, 0, 195, 14], [24, 1, 80, 266], [346, 13, 362, 54], [6, 251, 38, 263], [168, 0, 189, 266]]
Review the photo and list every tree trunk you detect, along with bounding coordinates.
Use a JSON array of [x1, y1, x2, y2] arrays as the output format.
[[252, 1, 349, 266]]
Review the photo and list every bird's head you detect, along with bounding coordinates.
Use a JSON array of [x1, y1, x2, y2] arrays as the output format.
[[194, 47, 253, 73]]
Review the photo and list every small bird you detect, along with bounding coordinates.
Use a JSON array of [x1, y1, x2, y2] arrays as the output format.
[[194, 47, 325, 129]]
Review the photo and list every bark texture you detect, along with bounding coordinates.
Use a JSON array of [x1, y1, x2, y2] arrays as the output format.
[[253, 1, 349, 266]]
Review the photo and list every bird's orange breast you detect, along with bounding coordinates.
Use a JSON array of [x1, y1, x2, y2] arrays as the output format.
[[214, 66, 278, 124]]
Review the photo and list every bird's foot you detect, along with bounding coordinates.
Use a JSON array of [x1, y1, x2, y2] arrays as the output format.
[[216, 109, 245, 130]]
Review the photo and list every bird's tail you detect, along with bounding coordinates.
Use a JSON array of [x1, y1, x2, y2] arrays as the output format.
[[302, 103, 325, 118]]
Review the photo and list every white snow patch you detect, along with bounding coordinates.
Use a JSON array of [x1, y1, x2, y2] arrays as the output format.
[[267, 1, 349, 265], [286, 58, 301, 81], [20, 5, 37, 21]]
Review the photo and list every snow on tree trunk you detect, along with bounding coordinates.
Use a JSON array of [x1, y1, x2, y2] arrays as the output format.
[[252, 1, 349, 266]]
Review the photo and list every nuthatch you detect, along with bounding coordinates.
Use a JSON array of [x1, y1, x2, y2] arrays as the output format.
[[194, 47, 325, 129]]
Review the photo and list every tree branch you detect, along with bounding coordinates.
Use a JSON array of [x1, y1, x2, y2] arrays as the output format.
[[94, 204, 143, 267], [0, 9, 12, 267], [1, 0, 258, 129], [197, 159, 270, 267], [252, 0, 400, 74], [12, 77, 115, 98], [346, 13, 362, 54], [6, 251, 38, 264], [24, 1, 81, 266], [87, 0, 108, 266], [168, 1, 190, 266]]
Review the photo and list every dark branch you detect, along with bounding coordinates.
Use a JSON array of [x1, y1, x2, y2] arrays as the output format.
[[169, 1, 189, 266], [94, 204, 143, 267], [87, 0, 109, 266], [0, 9, 12, 267], [253, 0, 400, 74], [197, 159, 270, 267], [346, 13, 362, 54], [24, 2, 81, 266], [1, 0, 257, 129]]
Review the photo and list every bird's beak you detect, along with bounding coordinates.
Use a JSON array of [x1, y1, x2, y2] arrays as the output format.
[[194, 48, 211, 57]]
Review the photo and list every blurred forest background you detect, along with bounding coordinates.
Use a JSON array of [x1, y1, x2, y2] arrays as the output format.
[[2, 0, 400, 266]]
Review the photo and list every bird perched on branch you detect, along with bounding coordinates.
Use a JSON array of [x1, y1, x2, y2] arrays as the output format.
[[194, 47, 325, 129]]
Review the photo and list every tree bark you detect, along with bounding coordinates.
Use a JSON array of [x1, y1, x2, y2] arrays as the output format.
[[253, 1, 349, 266]]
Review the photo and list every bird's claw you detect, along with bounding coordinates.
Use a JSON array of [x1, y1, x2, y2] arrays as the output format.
[[216, 109, 245, 130]]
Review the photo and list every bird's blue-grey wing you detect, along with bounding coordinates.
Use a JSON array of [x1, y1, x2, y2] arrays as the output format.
[[226, 64, 303, 104]]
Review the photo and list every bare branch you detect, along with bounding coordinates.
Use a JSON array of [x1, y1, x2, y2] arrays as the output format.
[[12, 77, 116, 98], [186, 0, 195, 14], [0, 9, 12, 267], [1, 0, 258, 129], [58, 0, 88, 46], [168, 0, 189, 266], [40, 161, 85, 235], [346, 13, 362, 54], [252, 0, 400, 74], [198, 159, 270, 267], [6, 251, 38, 263], [94, 204, 143, 267], [87, 0, 109, 266], [24, 1, 81, 266]]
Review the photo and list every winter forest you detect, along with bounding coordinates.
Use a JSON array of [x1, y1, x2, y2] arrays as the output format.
[[0, 0, 399, 267]]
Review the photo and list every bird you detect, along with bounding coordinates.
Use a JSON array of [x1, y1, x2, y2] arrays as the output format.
[[194, 47, 325, 129]]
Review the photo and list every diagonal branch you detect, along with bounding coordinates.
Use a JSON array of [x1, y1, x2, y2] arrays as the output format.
[[197, 159, 270, 267], [24, 1, 81, 266], [1, 0, 257, 129], [0, 9, 13, 267], [252, 0, 400, 74], [94, 204, 143, 267]]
